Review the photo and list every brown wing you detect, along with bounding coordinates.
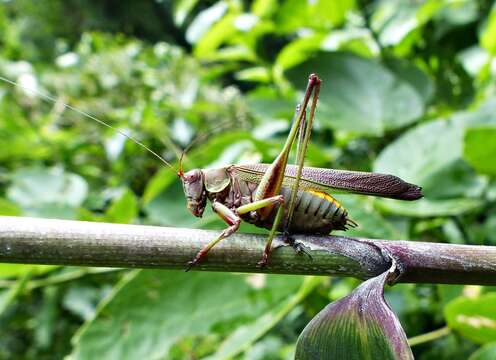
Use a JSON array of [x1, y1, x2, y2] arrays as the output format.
[[233, 164, 422, 201]]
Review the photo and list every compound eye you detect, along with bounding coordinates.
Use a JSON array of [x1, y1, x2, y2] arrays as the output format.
[[183, 171, 199, 183]]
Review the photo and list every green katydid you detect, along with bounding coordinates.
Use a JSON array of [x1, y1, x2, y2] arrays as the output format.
[[0, 74, 422, 270]]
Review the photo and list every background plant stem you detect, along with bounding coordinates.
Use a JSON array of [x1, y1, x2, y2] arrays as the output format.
[[408, 327, 451, 347]]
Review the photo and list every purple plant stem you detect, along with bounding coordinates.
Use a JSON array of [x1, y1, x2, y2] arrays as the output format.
[[0, 216, 495, 285]]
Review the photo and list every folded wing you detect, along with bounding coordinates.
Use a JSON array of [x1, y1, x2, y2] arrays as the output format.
[[234, 164, 422, 201]]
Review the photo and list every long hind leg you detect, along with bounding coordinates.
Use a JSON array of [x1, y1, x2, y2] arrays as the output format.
[[282, 77, 321, 258], [252, 75, 321, 266], [285, 75, 320, 231]]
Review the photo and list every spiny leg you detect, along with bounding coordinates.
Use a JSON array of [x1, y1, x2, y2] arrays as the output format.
[[252, 74, 321, 219], [283, 109, 307, 233], [248, 75, 320, 266], [281, 108, 309, 256], [283, 77, 321, 257], [187, 195, 284, 271], [237, 195, 286, 267], [186, 201, 240, 271], [258, 202, 285, 267], [285, 76, 321, 229]]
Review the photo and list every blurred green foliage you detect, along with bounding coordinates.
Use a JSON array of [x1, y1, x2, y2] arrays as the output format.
[[0, 0, 496, 359]]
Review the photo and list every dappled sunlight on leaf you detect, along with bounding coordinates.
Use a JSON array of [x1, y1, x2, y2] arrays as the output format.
[[287, 52, 427, 136], [70, 271, 304, 360]]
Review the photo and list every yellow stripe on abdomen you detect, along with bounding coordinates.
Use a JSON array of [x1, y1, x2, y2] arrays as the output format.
[[308, 190, 342, 207]]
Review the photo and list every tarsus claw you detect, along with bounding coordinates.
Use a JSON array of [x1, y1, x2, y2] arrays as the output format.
[[283, 232, 313, 260], [185, 260, 197, 272], [257, 256, 268, 268], [293, 242, 313, 260]]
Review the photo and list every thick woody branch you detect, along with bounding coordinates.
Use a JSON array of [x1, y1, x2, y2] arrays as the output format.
[[0, 216, 495, 285]]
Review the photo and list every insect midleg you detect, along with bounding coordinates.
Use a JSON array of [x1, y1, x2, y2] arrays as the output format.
[[237, 195, 286, 267], [236, 195, 284, 215], [258, 201, 285, 267]]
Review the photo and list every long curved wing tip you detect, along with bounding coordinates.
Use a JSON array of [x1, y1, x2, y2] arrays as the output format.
[[400, 184, 423, 201]]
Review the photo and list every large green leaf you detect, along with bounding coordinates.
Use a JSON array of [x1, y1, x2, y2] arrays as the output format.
[[374, 197, 482, 217], [6, 166, 88, 219], [0, 197, 21, 216], [193, 13, 239, 59], [0, 264, 57, 279], [287, 52, 426, 135], [384, 58, 434, 104], [370, 0, 470, 48], [480, 4, 496, 55], [274, 34, 325, 72], [144, 183, 199, 228], [142, 167, 177, 205], [470, 342, 496, 360], [70, 270, 303, 360], [320, 27, 379, 58], [374, 101, 496, 216], [104, 188, 138, 223], [463, 126, 496, 176], [205, 276, 322, 360], [274, 0, 355, 33], [185, 1, 229, 44], [296, 268, 413, 359], [376, 101, 496, 187], [445, 293, 496, 344], [334, 195, 405, 240]]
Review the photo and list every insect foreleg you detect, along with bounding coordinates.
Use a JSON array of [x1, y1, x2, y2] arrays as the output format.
[[186, 201, 241, 271], [186, 196, 284, 270]]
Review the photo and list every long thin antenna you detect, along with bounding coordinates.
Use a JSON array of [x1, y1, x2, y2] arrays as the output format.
[[177, 118, 240, 177], [0, 75, 176, 171]]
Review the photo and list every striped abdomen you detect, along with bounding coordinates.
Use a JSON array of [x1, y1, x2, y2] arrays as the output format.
[[244, 186, 354, 234]]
